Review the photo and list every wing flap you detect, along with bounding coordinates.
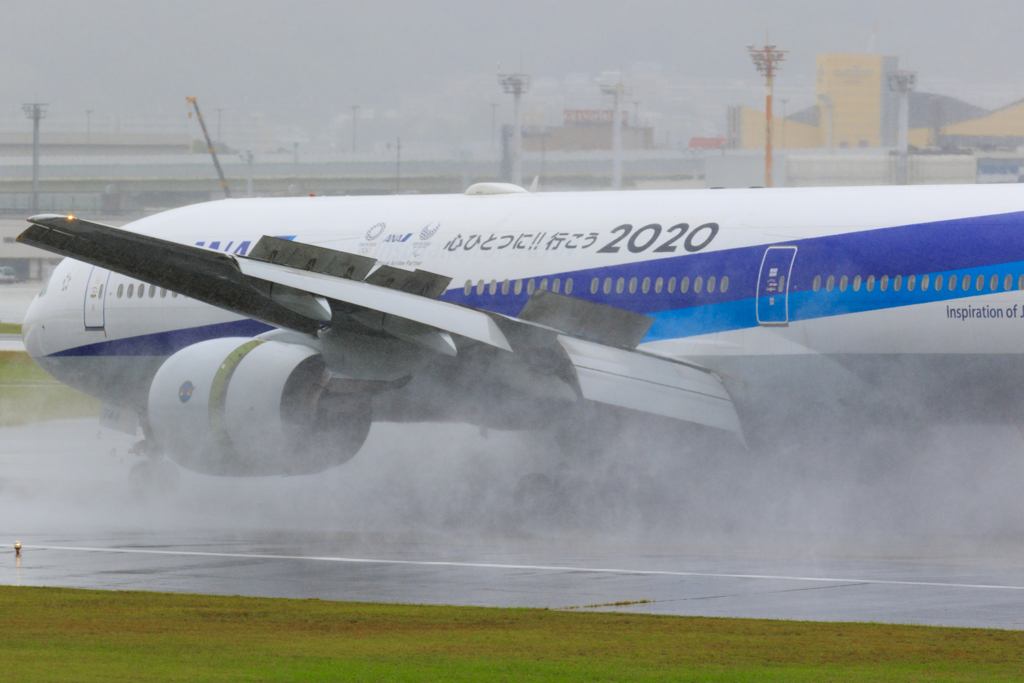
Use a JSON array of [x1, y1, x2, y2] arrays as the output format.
[[518, 288, 653, 348], [557, 335, 743, 436]]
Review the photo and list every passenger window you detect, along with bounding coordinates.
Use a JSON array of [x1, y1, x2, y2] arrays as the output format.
[[172, 291, 178, 298], [920, 274, 929, 291], [590, 278, 599, 294], [976, 274, 984, 291], [963, 275, 970, 291], [708, 276, 716, 293], [117, 284, 124, 298], [489, 280, 497, 295], [894, 275, 902, 291], [476, 280, 485, 295], [1019, 275, 1024, 291], [880, 275, 888, 291], [138, 284, 145, 298], [679, 276, 689, 293], [948, 275, 956, 292], [813, 275, 821, 292], [866, 275, 875, 292], [552, 278, 560, 294], [603, 278, 612, 294], [694, 276, 703, 293], [853, 275, 861, 292], [1005, 275, 1012, 291], [501, 279, 510, 295], [527, 279, 536, 295], [826, 275, 834, 292], [991, 274, 999, 291], [839, 275, 848, 292], [149, 284, 156, 298], [934, 274, 942, 291], [668, 277, 676, 293], [777, 275, 784, 292], [127, 283, 134, 298], [539, 278, 548, 291], [616, 277, 625, 294], [160, 288, 167, 298], [628, 277, 637, 294], [720, 276, 729, 293], [642, 277, 650, 294], [565, 279, 573, 295], [907, 275, 916, 291], [654, 277, 663, 293], [99, 284, 104, 299], [515, 279, 523, 295], [464, 280, 471, 295]]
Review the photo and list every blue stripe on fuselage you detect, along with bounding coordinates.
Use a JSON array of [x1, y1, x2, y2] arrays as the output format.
[[444, 210, 1024, 340], [48, 319, 274, 357]]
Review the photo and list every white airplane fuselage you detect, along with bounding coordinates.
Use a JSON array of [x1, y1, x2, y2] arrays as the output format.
[[21, 183, 1024, 451]]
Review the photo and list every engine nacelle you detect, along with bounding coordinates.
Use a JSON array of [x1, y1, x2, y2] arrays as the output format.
[[148, 337, 371, 475]]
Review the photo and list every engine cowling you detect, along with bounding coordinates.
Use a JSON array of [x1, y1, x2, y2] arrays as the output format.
[[147, 337, 371, 475]]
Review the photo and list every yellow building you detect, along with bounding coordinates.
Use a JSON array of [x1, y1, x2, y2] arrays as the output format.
[[815, 54, 899, 148]]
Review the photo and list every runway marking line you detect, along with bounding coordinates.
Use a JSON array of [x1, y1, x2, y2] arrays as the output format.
[[19, 544, 1024, 593]]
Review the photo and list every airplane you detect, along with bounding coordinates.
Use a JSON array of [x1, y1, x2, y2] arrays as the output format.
[[16, 181, 1024, 480]]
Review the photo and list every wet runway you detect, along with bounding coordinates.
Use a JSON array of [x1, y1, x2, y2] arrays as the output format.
[[3, 418, 1024, 629]]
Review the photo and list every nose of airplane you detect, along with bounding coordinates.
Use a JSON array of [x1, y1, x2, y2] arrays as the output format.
[[21, 286, 47, 360]]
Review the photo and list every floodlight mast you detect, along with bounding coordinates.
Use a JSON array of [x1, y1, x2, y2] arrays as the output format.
[[22, 103, 47, 214], [600, 82, 632, 189], [747, 41, 786, 187], [498, 73, 530, 186], [888, 70, 917, 185]]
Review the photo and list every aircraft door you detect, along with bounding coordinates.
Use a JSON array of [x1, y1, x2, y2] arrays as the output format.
[[84, 266, 110, 330], [756, 246, 797, 326]]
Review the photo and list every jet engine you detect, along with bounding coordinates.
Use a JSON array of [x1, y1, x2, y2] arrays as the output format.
[[147, 337, 371, 475]]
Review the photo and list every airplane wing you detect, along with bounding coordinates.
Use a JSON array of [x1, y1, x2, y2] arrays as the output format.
[[19, 214, 742, 438]]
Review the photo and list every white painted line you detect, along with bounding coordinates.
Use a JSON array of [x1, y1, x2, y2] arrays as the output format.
[[20, 544, 1024, 593]]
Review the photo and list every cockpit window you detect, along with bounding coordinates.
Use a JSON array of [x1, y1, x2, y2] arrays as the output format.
[[38, 270, 53, 296]]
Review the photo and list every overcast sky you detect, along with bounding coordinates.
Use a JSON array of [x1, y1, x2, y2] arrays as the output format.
[[2, 1, 1021, 140]]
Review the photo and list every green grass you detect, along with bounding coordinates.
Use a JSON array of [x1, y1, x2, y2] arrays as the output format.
[[0, 586, 1021, 681], [0, 322, 22, 334], [0, 351, 99, 425]]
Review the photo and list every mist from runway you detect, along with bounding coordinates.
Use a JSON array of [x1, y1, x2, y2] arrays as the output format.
[[4, 413, 1024, 560]]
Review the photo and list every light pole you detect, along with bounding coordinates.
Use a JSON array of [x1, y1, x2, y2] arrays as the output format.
[[600, 81, 631, 189], [351, 105, 359, 153], [780, 99, 788, 149], [498, 73, 530, 186], [490, 103, 499, 150], [22, 103, 47, 214], [888, 70, 917, 184], [748, 40, 787, 187], [817, 94, 835, 154], [395, 136, 401, 194]]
